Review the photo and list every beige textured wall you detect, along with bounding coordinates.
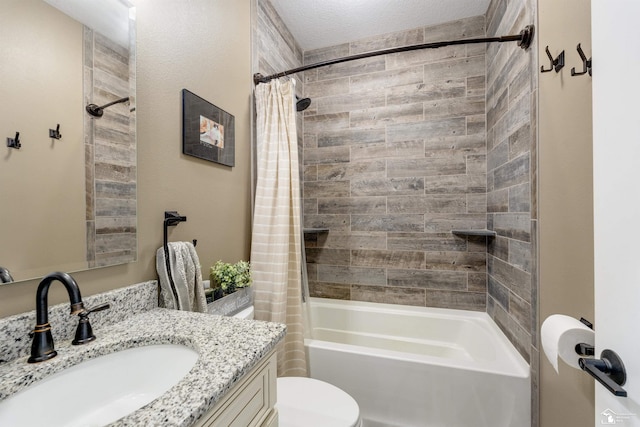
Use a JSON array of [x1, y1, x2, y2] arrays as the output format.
[[538, 0, 594, 426], [0, 0, 252, 317], [0, 0, 86, 279]]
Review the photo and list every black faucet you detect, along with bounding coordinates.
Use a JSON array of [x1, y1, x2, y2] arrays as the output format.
[[28, 272, 86, 363]]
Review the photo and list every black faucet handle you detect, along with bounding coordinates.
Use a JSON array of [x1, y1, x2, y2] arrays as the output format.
[[84, 302, 111, 316], [72, 303, 110, 345]]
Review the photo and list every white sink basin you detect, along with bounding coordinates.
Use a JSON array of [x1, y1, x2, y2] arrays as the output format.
[[0, 344, 198, 427]]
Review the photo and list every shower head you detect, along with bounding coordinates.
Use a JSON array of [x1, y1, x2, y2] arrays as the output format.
[[86, 96, 130, 118], [296, 96, 311, 112]]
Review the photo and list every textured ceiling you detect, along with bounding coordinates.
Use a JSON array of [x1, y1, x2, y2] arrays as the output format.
[[44, 0, 132, 47], [269, 0, 491, 50]]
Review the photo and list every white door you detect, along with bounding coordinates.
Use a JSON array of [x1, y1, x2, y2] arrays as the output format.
[[592, 0, 640, 425]]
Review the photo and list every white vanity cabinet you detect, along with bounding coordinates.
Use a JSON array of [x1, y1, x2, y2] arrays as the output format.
[[193, 350, 278, 427]]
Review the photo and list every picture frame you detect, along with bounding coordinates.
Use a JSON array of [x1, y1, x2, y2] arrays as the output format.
[[182, 89, 235, 167]]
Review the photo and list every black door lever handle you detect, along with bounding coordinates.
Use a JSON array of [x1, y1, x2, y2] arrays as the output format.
[[579, 349, 627, 397]]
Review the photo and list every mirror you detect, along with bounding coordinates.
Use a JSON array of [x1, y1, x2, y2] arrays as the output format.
[[0, 0, 137, 284]]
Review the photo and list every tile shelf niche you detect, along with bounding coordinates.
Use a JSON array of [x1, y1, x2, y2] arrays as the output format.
[[451, 230, 497, 237], [303, 228, 329, 234]]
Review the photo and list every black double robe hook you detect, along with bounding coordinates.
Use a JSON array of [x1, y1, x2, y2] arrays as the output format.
[[49, 124, 62, 140], [571, 43, 592, 76], [541, 46, 565, 73], [7, 132, 20, 149]]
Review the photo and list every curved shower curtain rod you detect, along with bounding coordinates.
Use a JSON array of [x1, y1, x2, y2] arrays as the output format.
[[254, 25, 534, 85]]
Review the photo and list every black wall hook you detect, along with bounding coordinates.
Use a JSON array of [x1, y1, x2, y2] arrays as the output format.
[[7, 132, 20, 149], [571, 43, 592, 76], [49, 124, 62, 140], [541, 46, 565, 73]]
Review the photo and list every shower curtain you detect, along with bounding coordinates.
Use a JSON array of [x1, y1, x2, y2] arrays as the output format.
[[251, 79, 307, 377]]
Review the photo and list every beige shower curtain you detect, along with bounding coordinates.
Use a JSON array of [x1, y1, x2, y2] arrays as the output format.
[[251, 79, 307, 377]]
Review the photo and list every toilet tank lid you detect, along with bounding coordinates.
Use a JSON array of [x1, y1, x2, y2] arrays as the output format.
[[276, 377, 360, 427]]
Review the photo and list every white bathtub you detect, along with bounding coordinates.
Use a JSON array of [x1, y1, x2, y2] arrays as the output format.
[[305, 298, 530, 427]]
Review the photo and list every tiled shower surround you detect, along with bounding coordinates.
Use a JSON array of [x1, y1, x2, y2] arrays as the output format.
[[301, 16, 489, 311], [84, 26, 137, 268], [486, 0, 537, 368], [255, 0, 538, 424], [485, 0, 538, 423]]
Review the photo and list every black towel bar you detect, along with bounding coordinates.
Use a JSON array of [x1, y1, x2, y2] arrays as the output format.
[[163, 211, 187, 309]]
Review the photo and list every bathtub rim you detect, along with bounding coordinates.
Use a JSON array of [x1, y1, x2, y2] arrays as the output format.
[[306, 297, 531, 379]]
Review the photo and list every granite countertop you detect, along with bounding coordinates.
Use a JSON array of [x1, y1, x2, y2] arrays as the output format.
[[0, 308, 286, 427]]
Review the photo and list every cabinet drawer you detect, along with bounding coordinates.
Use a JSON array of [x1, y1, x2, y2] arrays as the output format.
[[194, 351, 277, 427]]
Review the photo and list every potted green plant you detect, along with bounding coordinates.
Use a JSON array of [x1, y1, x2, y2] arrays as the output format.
[[207, 260, 253, 316], [209, 260, 252, 299]]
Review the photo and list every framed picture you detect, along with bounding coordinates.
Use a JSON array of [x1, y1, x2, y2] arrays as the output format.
[[182, 89, 235, 167]]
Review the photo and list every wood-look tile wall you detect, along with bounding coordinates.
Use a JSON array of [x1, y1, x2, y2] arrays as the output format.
[[486, 0, 538, 424], [486, 0, 537, 361], [302, 16, 489, 311], [255, 0, 302, 81], [84, 27, 137, 268]]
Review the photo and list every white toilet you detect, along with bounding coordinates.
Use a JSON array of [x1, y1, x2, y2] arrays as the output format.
[[233, 306, 362, 427]]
